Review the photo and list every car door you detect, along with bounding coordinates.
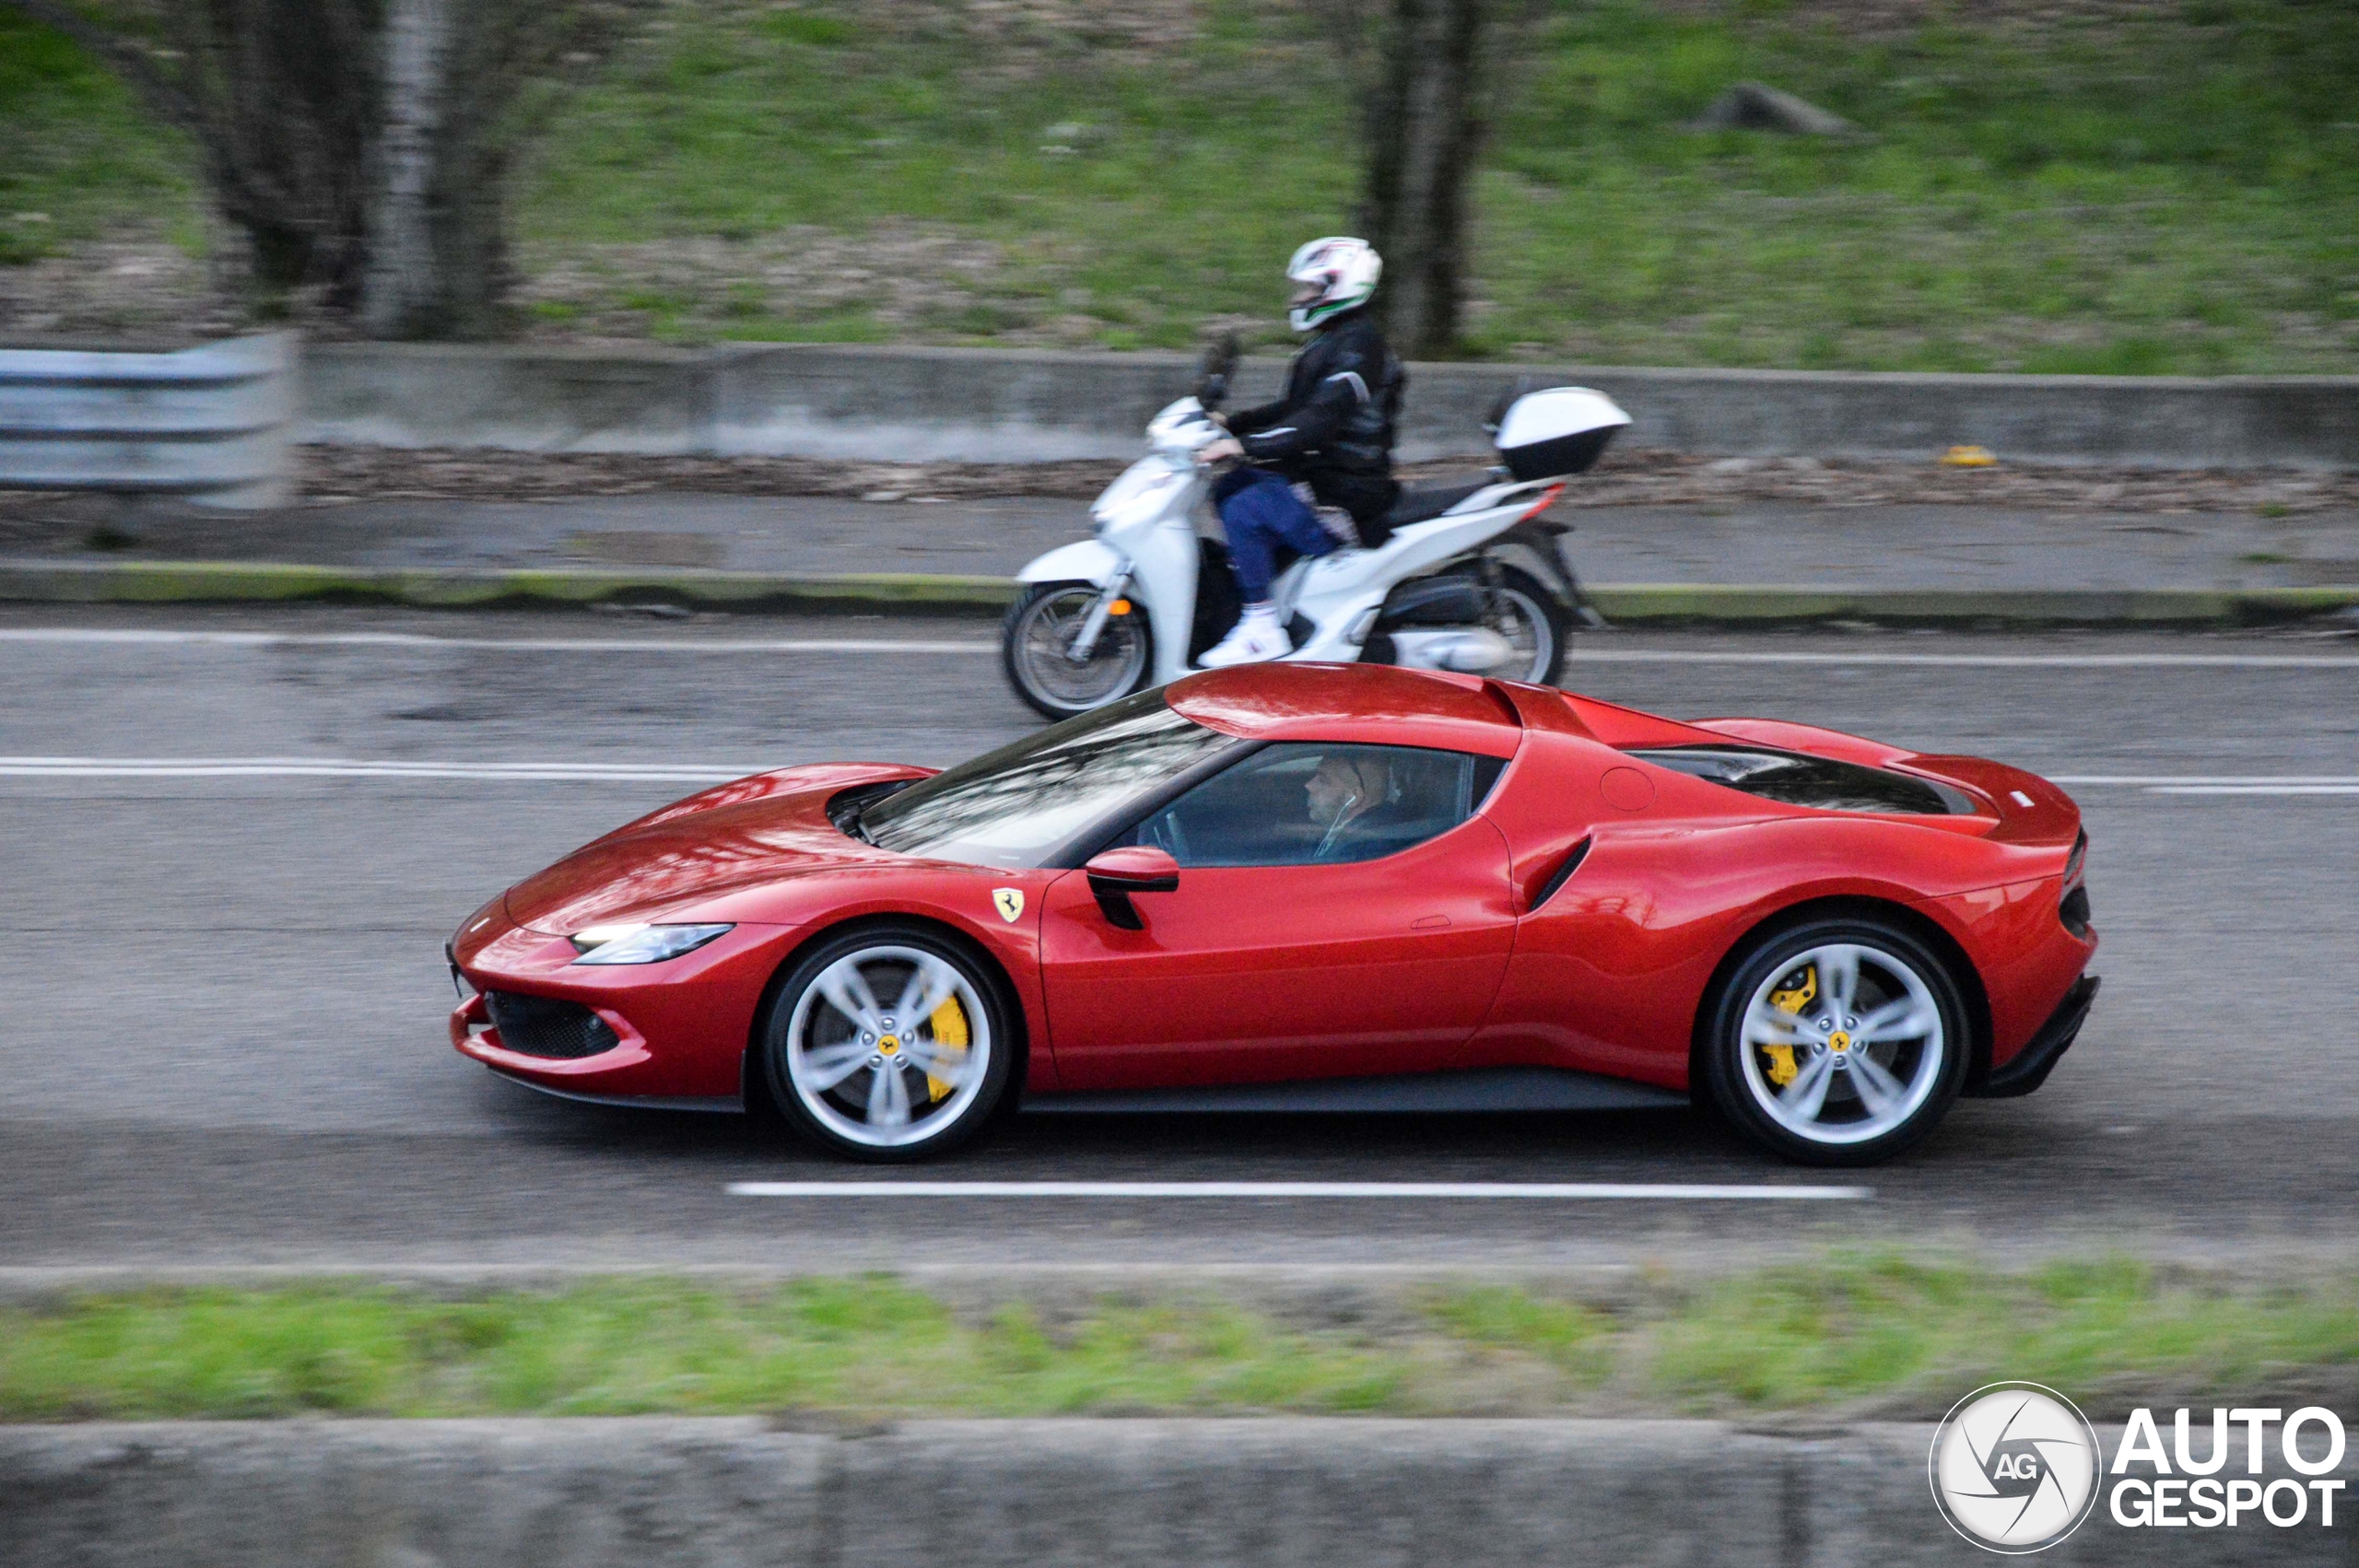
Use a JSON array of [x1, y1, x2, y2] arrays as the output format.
[[1038, 742, 1519, 1091]]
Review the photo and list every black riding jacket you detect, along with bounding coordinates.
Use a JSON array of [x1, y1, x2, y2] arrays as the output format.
[[1226, 309, 1404, 527]]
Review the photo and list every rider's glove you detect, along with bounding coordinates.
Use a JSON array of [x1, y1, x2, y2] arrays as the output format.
[[1194, 435, 1244, 465]]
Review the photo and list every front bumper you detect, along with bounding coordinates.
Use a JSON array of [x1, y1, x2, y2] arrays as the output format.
[[1967, 975, 2099, 1099], [448, 909, 790, 1106]]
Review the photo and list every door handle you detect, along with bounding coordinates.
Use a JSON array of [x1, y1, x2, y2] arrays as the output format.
[[1411, 914, 1450, 930]]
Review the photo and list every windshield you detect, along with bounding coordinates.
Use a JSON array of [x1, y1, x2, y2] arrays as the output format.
[[859, 689, 1240, 868]]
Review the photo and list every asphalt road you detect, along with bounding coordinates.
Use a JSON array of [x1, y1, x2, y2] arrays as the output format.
[[4, 603, 2357, 1278], [17, 490, 2359, 591]]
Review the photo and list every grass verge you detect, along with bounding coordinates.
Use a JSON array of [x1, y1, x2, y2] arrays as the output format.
[[6, 2, 2359, 370], [0, 12, 198, 266], [511, 0, 2359, 370], [6, 1256, 2357, 1422]]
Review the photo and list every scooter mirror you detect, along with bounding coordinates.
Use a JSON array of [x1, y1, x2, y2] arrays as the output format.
[[1196, 330, 1241, 411], [1483, 376, 1536, 435]]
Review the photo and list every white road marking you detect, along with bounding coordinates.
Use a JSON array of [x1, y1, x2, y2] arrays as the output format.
[[0, 756, 753, 781], [2050, 775, 2359, 796], [2050, 775, 2359, 785], [2144, 785, 2359, 796], [1561, 649, 2359, 670], [724, 1180, 1870, 1201], [3, 626, 2356, 668], [5, 758, 2355, 794], [0, 628, 995, 654]]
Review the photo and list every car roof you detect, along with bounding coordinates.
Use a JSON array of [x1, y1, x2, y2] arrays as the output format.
[[1166, 663, 1523, 758]]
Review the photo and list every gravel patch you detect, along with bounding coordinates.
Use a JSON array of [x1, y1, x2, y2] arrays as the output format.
[[6, 444, 2354, 520], [0, 235, 243, 346], [1649, 0, 2163, 37], [242, 445, 2359, 513]]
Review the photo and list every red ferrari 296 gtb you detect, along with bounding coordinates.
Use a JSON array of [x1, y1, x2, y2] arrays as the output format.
[[448, 663, 2098, 1165]]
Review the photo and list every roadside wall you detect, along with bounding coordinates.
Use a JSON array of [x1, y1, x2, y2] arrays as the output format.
[[4, 1417, 2350, 1566], [304, 342, 2359, 469]]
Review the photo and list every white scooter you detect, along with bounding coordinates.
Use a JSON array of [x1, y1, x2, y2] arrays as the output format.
[[1002, 346, 1631, 719]]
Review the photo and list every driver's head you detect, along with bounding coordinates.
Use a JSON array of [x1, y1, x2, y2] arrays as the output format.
[[1306, 752, 1389, 826]]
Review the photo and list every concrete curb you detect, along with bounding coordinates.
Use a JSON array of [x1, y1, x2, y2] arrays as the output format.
[[2, 1417, 2347, 1566], [1582, 582, 2359, 626], [5, 557, 2358, 626], [0, 559, 1015, 613]]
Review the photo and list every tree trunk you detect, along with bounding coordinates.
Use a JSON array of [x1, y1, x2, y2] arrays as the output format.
[[1362, 0, 1487, 358], [362, 0, 450, 337], [8, 0, 630, 339], [5, 0, 376, 305]]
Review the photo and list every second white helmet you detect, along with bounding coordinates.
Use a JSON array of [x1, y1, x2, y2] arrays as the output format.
[[1285, 236, 1380, 332]]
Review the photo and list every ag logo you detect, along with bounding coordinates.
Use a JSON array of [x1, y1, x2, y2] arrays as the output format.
[[992, 887, 1024, 923], [1931, 1382, 2103, 1553]]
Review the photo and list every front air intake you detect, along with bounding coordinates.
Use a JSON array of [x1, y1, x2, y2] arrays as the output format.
[[483, 990, 621, 1059]]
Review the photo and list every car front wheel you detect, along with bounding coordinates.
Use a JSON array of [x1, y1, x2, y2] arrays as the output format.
[[1700, 918, 1969, 1166], [760, 925, 1013, 1162]]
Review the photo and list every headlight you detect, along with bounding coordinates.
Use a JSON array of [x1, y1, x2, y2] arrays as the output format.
[[569, 923, 734, 965]]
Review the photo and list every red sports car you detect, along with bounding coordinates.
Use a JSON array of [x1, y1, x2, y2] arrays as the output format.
[[449, 663, 2097, 1165]]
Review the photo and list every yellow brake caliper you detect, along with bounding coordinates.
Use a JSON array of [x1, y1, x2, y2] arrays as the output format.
[[925, 996, 969, 1101], [1763, 965, 1817, 1087]]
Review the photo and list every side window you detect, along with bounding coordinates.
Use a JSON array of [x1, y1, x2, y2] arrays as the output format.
[[1125, 743, 1504, 868]]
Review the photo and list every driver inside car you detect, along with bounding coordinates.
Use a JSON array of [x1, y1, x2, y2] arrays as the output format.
[[1194, 236, 1404, 669], [1304, 750, 1398, 860]]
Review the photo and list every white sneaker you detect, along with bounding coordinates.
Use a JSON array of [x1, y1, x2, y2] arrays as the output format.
[[1198, 608, 1290, 668]]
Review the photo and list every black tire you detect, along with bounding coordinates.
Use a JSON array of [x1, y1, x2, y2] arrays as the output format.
[[1698, 915, 1970, 1167], [1002, 581, 1154, 721], [758, 923, 1015, 1163], [1492, 565, 1570, 687]]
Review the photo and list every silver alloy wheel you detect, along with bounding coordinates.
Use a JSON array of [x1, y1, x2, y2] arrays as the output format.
[[1489, 583, 1555, 684], [1737, 942, 1945, 1147], [783, 942, 993, 1150], [1007, 585, 1150, 716]]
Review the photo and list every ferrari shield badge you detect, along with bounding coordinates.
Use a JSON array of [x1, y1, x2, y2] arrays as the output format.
[[992, 887, 1025, 923]]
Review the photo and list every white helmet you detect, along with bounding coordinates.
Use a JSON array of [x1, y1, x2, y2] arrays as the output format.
[[1285, 236, 1380, 333]]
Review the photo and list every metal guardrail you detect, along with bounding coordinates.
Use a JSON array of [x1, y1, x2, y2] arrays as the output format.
[[0, 332, 297, 509]]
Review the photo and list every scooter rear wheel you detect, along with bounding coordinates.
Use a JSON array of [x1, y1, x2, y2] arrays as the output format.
[[1359, 565, 1568, 687], [1002, 581, 1154, 720], [1488, 567, 1568, 687]]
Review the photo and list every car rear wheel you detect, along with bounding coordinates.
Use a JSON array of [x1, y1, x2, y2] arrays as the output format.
[[1700, 917, 1968, 1166], [760, 925, 1013, 1162]]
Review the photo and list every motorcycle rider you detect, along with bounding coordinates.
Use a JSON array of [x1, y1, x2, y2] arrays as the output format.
[[1194, 237, 1404, 668]]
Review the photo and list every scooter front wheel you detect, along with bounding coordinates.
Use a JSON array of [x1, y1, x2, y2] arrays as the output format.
[[1002, 581, 1155, 720]]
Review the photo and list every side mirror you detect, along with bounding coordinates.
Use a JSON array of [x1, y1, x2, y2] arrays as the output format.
[[1195, 330, 1240, 412], [1483, 375, 1536, 435], [1084, 846, 1180, 930]]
